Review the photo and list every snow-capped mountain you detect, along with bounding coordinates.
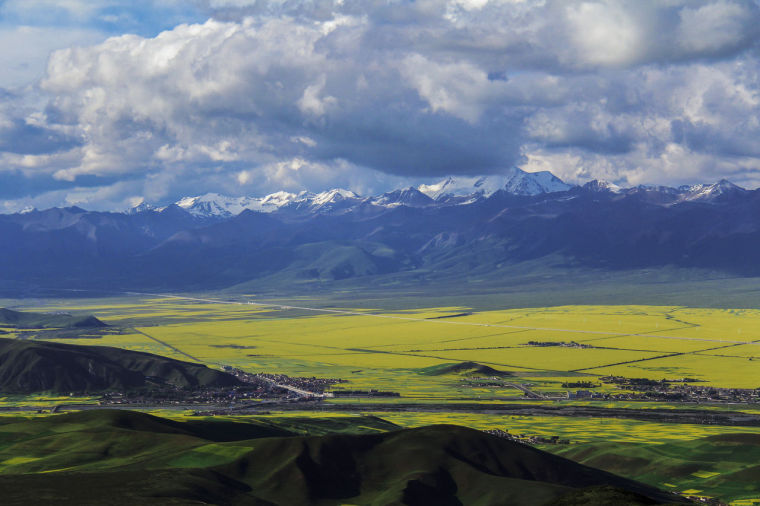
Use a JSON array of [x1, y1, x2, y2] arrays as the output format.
[[174, 192, 304, 218], [127, 169, 753, 220], [127, 168, 573, 217], [678, 179, 746, 202], [125, 201, 160, 214], [170, 189, 366, 218], [581, 180, 622, 193], [309, 189, 361, 209], [5, 172, 760, 292], [418, 167, 572, 201], [373, 187, 435, 208], [581, 179, 746, 205]]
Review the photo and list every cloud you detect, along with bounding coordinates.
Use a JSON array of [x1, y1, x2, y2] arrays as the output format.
[[3, 0, 760, 210], [0, 26, 106, 88], [0, 117, 81, 155]]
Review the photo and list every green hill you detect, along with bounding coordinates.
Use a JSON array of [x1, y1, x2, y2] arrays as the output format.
[[0, 308, 107, 329], [419, 361, 513, 377], [0, 410, 687, 505], [551, 433, 760, 503], [0, 338, 241, 393]]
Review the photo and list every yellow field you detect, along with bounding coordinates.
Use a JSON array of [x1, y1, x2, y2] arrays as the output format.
[[3, 296, 759, 505], [8, 297, 760, 395]]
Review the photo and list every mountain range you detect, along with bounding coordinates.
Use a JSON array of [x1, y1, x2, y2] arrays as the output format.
[[132, 168, 574, 218], [2, 167, 759, 293]]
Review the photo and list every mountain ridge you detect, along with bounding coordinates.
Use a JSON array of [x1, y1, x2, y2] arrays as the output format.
[[0, 337, 241, 394], [140, 170, 752, 219], [3, 169, 760, 292], [0, 410, 688, 505]]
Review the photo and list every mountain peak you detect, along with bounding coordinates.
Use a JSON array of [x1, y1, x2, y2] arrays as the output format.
[[312, 188, 359, 205], [172, 191, 305, 217], [582, 180, 622, 193], [418, 168, 571, 200], [126, 201, 158, 215], [679, 179, 746, 202], [375, 187, 434, 207], [261, 191, 304, 206]]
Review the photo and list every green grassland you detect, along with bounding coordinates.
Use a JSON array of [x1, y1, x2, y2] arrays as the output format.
[[11, 297, 758, 391], [0, 410, 689, 505], [3, 296, 760, 503], [551, 433, 760, 504]]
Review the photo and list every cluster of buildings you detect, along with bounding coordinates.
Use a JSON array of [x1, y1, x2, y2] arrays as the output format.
[[525, 341, 595, 349], [483, 428, 569, 445], [224, 367, 345, 395], [331, 389, 400, 397], [99, 381, 285, 406], [98, 369, 347, 407], [600, 376, 760, 404]]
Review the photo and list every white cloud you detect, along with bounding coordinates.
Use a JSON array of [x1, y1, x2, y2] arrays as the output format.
[[564, 1, 645, 67], [399, 54, 504, 123], [0, 26, 106, 88], [678, 1, 751, 53], [298, 75, 337, 117], [3, 0, 760, 210]]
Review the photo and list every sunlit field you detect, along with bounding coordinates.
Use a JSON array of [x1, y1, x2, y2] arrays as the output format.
[[3, 295, 760, 503], [6, 296, 760, 396]]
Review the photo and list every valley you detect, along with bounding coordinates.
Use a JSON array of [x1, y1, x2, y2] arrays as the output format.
[[5, 2, 760, 504], [1, 295, 759, 504]]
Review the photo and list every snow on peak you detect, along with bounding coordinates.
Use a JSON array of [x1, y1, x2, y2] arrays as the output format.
[[582, 180, 622, 193], [375, 187, 434, 207], [176, 193, 248, 217], [310, 188, 360, 207], [679, 179, 745, 202], [173, 191, 303, 217], [261, 191, 304, 207], [126, 201, 158, 214], [504, 168, 572, 195], [418, 167, 571, 200]]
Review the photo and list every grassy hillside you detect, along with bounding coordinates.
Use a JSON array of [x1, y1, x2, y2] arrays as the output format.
[[0, 338, 241, 394], [0, 307, 106, 329], [419, 361, 513, 377], [0, 410, 686, 506], [551, 433, 760, 503]]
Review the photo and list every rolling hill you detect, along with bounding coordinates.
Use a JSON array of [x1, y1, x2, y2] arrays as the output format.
[[552, 433, 760, 504], [0, 338, 241, 393], [0, 410, 687, 505], [0, 308, 107, 329], [419, 361, 513, 377]]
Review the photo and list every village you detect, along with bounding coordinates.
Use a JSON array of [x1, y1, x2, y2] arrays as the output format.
[[462, 374, 760, 405], [482, 428, 570, 446], [99, 369, 346, 407]]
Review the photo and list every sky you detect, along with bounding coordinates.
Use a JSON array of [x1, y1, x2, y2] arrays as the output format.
[[3, 0, 760, 212]]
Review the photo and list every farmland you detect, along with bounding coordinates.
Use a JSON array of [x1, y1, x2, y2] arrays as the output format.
[[2, 295, 760, 502], [6, 296, 758, 394]]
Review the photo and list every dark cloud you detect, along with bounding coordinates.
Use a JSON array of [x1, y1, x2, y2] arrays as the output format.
[[4, 0, 760, 211], [0, 118, 81, 155], [0, 170, 123, 199]]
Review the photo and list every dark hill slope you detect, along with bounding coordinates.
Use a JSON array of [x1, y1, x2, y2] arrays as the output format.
[[0, 410, 686, 506], [220, 424, 686, 505], [0, 338, 241, 393], [0, 308, 107, 329], [419, 361, 512, 377]]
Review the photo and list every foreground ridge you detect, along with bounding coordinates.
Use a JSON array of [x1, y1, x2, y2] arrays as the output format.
[[0, 410, 687, 506]]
